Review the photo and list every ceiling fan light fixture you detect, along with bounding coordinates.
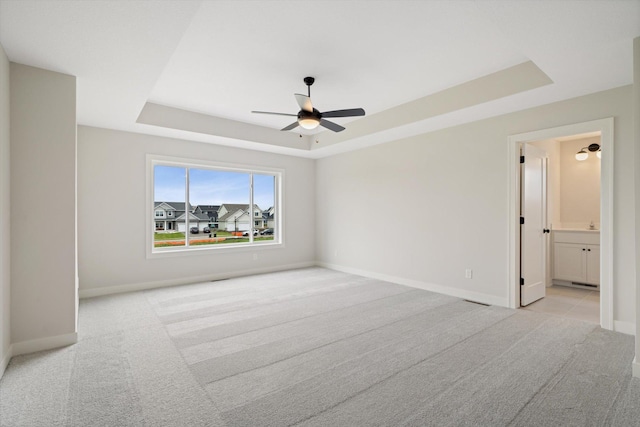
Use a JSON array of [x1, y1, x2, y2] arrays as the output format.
[[298, 116, 320, 130], [252, 77, 365, 133]]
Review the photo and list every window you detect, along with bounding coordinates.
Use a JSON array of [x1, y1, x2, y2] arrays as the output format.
[[150, 156, 281, 255], [155, 210, 164, 218]]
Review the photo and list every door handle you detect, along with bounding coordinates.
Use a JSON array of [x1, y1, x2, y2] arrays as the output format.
[[542, 228, 550, 233]]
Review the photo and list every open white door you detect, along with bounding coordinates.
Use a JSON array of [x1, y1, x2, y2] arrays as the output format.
[[520, 143, 548, 306]]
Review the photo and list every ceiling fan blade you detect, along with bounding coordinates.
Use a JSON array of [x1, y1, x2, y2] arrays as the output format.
[[251, 110, 297, 117], [320, 119, 345, 132], [281, 122, 299, 131], [294, 94, 313, 112], [321, 108, 365, 118]]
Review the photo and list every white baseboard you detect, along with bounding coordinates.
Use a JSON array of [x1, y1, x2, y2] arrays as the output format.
[[613, 320, 636, 336], [11, 332, 77, 357], [317, 262, 509, 307], [0, 344, 13, 379], [633, 357, 640, 378], [79, 262, 316, 299]]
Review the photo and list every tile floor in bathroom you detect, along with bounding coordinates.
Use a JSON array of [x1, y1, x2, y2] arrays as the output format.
[[521, 284, 599, 324]]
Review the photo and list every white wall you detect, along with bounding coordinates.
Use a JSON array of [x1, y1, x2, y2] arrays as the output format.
[[317, 86, 636, 326], [77, 126, 315, 295], [0, 44, 11, 376], [10, 64, 77, 350], [559, 137, 601, 229]]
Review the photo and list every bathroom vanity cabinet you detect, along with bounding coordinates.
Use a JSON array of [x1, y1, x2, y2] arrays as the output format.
[[552, 230, 600, 287]]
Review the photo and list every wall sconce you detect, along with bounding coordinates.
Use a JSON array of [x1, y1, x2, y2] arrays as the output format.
[[575, 143, 601, 161]]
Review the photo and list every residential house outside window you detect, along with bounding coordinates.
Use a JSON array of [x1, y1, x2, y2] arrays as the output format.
[[149, 156, 281, 255]]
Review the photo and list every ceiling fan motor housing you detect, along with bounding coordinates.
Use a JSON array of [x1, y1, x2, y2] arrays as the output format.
[[298, 108, 321, 121]]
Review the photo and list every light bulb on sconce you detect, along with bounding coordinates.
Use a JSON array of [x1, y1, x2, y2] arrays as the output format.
[[575, 143, 601, 161], [575, 149, 589, 161]]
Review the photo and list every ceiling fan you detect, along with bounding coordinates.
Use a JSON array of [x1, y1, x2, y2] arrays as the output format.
[[252, 77, 365, 132]]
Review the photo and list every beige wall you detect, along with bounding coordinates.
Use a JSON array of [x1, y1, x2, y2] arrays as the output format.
[[10, 64, 77, 349], [559, 136, 601, 229], [0, 44, 10, 376], [317, 85, 635, 329]]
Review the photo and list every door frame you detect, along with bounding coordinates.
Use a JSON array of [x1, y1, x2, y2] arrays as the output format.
[[507, 118, 614, 330]]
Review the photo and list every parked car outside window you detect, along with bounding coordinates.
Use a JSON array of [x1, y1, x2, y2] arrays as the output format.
[[190, 227, 199, 234]]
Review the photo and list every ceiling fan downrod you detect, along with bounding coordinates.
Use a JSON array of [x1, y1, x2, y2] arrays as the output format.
[[304, 76, 314, 97]]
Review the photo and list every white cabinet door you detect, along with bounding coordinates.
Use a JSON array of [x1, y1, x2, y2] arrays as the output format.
[[586, 245, 600, 285], [553, 243, 587, 282]]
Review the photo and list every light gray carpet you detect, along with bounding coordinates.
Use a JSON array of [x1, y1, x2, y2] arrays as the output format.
[[1, 267, 638, 426]]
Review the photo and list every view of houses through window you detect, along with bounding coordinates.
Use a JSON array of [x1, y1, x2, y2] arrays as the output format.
[[153, 164, 277, 250]]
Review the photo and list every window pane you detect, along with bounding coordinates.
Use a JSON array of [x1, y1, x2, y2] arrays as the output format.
[[154, 165, 186, 248], [189, 168, 250, 247], [254, 174, 276, 243]]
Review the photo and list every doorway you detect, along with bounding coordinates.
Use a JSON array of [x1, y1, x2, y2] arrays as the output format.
[[508, 118, 613, 330], [521, 135, 602, 323]]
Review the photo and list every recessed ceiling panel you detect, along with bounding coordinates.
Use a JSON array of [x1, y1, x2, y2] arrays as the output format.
[[148, 1, 528, 131]]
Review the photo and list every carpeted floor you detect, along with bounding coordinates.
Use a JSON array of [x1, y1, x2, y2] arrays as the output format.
[[1, 267, 638, 426]]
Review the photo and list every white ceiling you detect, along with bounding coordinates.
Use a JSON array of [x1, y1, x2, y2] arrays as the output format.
[[1, 0, 638, 158]]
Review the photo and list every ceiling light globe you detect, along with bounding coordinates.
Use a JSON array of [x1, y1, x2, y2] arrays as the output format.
[[575, 151, 589, 161], [596, 150, 601, 159], [298, 117, 320, 130]]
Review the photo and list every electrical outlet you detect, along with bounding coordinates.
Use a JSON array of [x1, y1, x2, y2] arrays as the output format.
[[334, 249, 338, 257], [465, 269, 473, 279]]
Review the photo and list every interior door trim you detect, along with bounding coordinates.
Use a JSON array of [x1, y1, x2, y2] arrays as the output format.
[[507, 118, 613, 331]]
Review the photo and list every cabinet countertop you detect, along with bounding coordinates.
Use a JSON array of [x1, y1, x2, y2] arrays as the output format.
[[553, 229, 600, 233]]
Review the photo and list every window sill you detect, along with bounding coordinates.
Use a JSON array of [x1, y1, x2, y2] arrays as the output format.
[[147, 240, 284, 259]]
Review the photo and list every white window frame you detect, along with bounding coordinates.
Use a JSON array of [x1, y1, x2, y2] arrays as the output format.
[[147, 154, 284, 258]]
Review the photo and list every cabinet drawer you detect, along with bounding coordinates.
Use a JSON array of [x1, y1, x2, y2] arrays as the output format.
[[553, 231, 599, 245]]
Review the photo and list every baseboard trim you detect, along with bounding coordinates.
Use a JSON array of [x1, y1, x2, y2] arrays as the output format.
[[11, 332, 78, 357], [633, 357, 640, 378], [79, 261, 316, 299], [613, 320, 636, 336], [0, 344, 13, 379], [317, 262, 509, 307]]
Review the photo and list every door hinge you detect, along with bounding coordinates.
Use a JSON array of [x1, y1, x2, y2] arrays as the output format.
[[520, 277, 524, 286], [520, 155, 525, 163], [520, 217, 525, 225]]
